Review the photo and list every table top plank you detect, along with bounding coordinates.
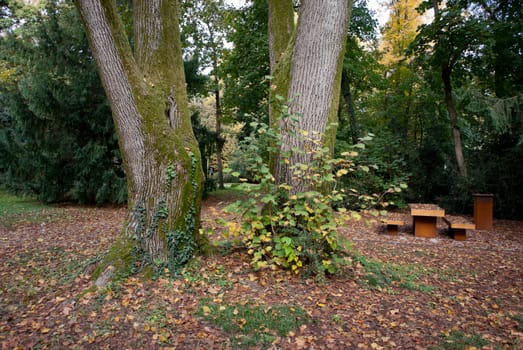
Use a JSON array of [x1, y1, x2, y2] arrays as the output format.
[[409, 203, 445, 217]]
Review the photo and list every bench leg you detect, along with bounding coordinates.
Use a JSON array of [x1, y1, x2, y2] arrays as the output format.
[[413, 216, 438, 238], [451, 228, 467, 241], [386, 224, 399, 235]]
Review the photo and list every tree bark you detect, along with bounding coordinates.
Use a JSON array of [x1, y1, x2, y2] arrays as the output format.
[[75, 0, 206, 282], [267, 0, 295, 73], [269, 0, 351, 191]]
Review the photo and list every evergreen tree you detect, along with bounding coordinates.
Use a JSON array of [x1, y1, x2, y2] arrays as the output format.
[[0, 0, 126, 204]]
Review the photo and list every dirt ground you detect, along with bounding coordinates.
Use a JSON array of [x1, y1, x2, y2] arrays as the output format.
[[1, 194, 522, 349]]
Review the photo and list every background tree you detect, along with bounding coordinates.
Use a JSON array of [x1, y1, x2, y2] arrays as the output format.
[[411, 0, 489, 178], [221, 0, 270, 139], [379, 0, 423, 138], [183, 56, 219, 195], [338, 0, 381, 145], [184, 56, 209, 98], [182, 0, 231, 189], [380, 0, 422, 66], [475, 0, 523, 99], [75, 0, 206, 282]]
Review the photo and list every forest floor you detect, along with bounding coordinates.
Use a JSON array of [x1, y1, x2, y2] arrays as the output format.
[[1, 191, 522, 350]]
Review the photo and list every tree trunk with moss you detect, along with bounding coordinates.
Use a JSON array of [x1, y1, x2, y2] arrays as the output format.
[[75, 0, 206, 284], [268, 0, 351, 192]]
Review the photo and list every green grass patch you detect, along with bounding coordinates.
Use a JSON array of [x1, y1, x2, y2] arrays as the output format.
[[0, 190, 65, 227], [145, 306, 170, 329], [356, 256, 436, 293], [172, 259, 233, 292], [431, 331, 489, 350], [196, 298, 309, 348], [208, 183, 259, 199], [413, 250, 436, 258], [515, 313, 523, 331]]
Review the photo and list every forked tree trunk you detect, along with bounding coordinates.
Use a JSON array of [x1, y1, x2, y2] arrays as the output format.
[[75, 0, 206, 283], [268, 0, 351, 192]]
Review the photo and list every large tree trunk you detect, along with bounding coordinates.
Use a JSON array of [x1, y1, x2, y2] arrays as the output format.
[[268, 0, 351, 192], [75, 0, 206, 283]]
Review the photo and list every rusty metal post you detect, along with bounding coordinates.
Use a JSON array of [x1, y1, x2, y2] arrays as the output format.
[[473, 194, 494, 230]]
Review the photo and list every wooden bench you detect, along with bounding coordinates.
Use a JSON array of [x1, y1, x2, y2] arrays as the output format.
[[383, 219, 404, 236], [442, 216, 475, 241]]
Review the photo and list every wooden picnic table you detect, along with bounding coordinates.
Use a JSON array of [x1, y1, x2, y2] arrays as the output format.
[[409, 203, 445, 238]]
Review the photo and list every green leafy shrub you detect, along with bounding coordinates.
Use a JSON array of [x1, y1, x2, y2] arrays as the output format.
[[227, 119, 274, 183], [224, 119, 367, 276]]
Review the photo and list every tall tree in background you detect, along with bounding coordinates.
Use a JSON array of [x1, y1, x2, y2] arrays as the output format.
[[380, 0, 422, 66], [182, 0, 230, 189], [477, 0, 523, 99], [339, 0, 380, 145], [222, 0, 270, 137], [412, 0, 489, 177], [268, 0, 352, 192], [75, 0, 206, 282], [379, 0, 422, 137]]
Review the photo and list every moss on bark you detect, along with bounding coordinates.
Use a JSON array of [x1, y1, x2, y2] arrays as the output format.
[[268, 7, 297, 174], [323, 31, 349, 153], [92, 235, 135, 285]]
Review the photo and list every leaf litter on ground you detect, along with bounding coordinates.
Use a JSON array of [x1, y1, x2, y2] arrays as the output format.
[[0, 196, 522, 349]]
